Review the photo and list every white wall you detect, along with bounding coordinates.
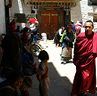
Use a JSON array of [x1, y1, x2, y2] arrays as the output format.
[[71, 0, 97, 28], [71, 1, 82, 23], [9, 0, 31, 21], [8, 0, 97, 29], [0, 0, 6, 34], [80, 0, 93, 23]]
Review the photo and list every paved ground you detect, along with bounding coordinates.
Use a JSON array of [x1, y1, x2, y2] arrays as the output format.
[[0, 40, 97, 96], [29, 40, 76, 96], [29, 40, 97, 96]]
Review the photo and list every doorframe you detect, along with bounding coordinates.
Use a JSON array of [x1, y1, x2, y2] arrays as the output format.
[[37, 8, 65, 39]]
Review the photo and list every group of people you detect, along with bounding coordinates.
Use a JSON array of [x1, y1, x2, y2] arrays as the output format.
[[54, 21, 82, 48], [0, 18, 97, 96], [54, 21, 84, 64], [54, 20, 97, 96], [0, 18, 50, 96], [54, 23, 75, 63]]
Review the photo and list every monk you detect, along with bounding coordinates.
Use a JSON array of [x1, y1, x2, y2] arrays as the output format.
[[71, 20, 97, 96]]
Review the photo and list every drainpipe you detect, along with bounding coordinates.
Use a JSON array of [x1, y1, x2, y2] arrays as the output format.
[[4, 0, 12, 33]]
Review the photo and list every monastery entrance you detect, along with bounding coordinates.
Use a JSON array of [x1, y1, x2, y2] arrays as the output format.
[[38, 9, 64, 39]]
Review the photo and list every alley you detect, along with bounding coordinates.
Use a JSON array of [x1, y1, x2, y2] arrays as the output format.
[[29, 40, 76, 96], [30, 40, 97, 96]]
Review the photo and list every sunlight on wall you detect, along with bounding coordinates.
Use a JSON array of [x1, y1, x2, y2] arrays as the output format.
[[17, 0, 23, 13], [17, 0, 25, 28]]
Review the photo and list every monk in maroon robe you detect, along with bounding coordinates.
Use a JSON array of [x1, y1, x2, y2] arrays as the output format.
[[71, 20, 97, 96]]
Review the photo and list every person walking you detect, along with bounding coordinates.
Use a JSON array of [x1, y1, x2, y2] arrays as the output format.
[[36, 50, 50, 96], [54, 26, 65, 47], [60, 25, 75, 63], [71, 20, 97, 96]]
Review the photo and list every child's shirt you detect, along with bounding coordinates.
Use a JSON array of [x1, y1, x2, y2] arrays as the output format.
[[37, 61, 48, 80]]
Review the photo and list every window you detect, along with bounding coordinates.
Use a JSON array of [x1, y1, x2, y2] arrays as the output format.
[[88, 0, 97, 5], [93, 14, 97, 22]]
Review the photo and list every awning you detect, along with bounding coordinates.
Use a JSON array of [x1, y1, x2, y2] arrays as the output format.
[[24, 0, 77, 7]]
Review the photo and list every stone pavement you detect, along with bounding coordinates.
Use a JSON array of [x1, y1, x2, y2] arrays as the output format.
[[29, 40, 76, 96], [29, 40, 97, 96]]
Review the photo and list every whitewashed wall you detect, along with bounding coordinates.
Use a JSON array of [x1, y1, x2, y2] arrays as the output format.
[[71, 1, 82, 23], [71, 0, 97, 28], [9, 0, 31, 21], [7, 0, 97, 28], [9, 0, 31, 28], [0, 0, 6, 34]]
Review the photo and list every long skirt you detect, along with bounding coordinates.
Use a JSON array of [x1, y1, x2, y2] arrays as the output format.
[[61, 47, 72, 61]]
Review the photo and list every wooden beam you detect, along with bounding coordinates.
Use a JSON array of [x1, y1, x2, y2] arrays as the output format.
[[24, 0, 76, 7]]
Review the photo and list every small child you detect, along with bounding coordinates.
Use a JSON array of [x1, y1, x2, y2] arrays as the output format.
[[36, 50, 49, 96]]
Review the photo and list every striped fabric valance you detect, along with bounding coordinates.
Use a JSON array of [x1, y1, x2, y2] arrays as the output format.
[[24, 0, 77, 7]]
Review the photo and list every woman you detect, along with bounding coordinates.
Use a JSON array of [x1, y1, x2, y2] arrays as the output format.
[[60, 25, 75, 63]]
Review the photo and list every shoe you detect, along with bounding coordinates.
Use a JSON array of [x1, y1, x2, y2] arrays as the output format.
[[61, 61, 66, 64]]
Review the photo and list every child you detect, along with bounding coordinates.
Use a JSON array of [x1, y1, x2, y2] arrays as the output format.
[[36, 50, 49, 96]]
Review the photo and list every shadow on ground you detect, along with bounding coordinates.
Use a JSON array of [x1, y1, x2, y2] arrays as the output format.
[[48, 62, 72, 96], [29, 62, 72, 96]]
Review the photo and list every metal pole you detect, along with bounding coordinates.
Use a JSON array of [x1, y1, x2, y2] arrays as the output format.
[[4, 0, 10, 33]]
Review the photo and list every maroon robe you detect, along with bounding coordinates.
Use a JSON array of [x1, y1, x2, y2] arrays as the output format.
[[71, 32, 97, 96]]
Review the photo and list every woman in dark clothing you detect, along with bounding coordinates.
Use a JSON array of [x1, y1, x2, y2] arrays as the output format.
[[60, 25, 75, 63], [0, 19, 22, 78], [21, 27, 30, 46], [54, 27, 65, 47]]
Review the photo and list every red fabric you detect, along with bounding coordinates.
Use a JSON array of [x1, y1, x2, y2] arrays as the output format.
[[93, 32, 97, 54], [75, 22, 81, 36], [75, 25, 81, 35], [9, 19, 16, 32], [22, 31, 29, 44], [71, 32, 97, 95], [28, 18, 38, 24]]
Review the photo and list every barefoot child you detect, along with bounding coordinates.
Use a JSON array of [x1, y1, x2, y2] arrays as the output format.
[[36, 50, 49, 96]]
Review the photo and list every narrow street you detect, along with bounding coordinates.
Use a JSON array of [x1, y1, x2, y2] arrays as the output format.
[[30, 40, 97, 96], [0, 0, 97, 96], [29, 40, 76, 96]]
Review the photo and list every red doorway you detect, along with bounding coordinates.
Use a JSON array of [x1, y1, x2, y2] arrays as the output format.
[[39, 10, 64, 39]]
